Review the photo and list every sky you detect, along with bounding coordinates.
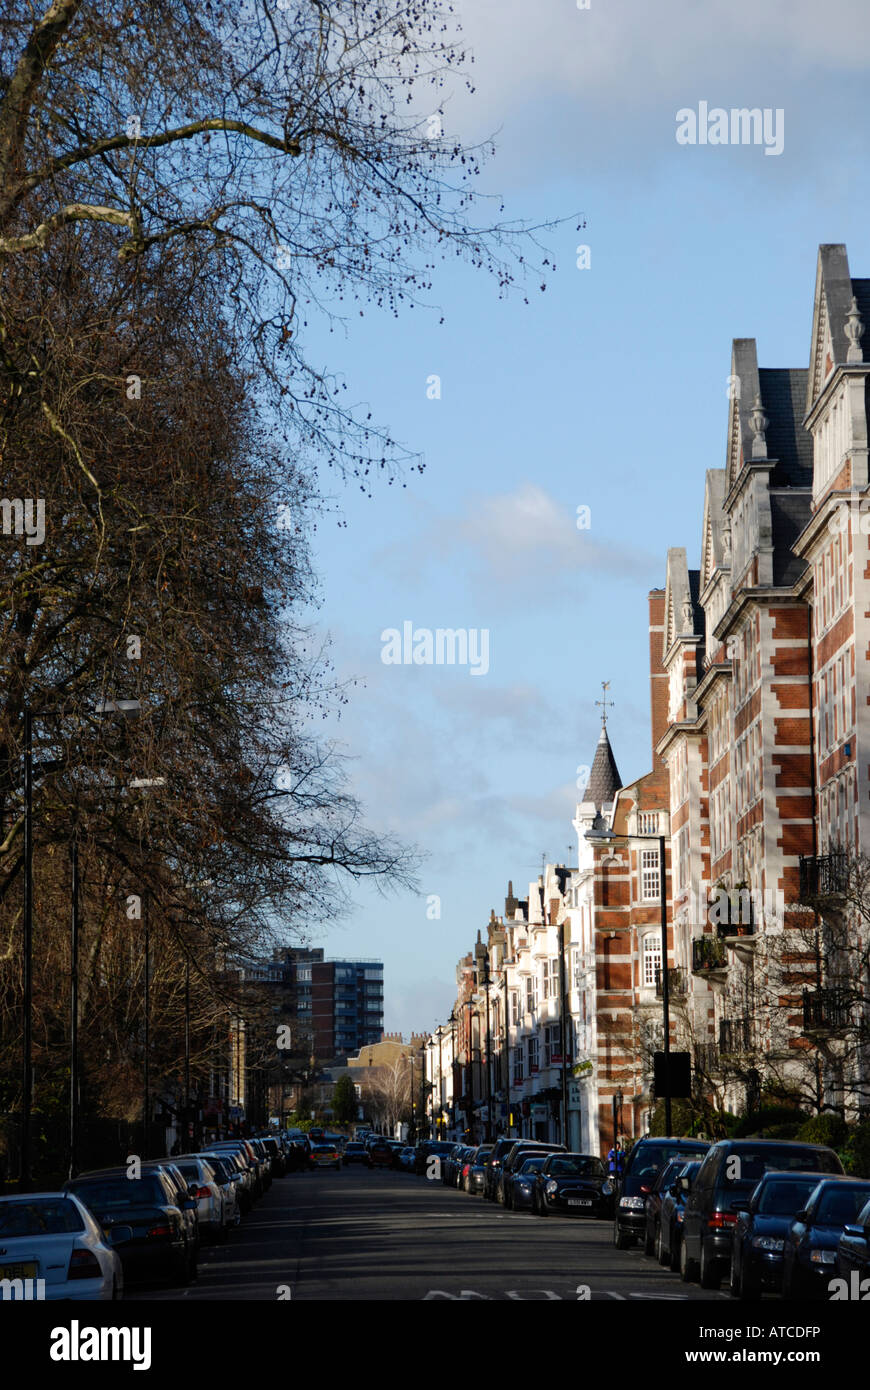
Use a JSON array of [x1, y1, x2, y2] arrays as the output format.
[[294, 0, 870, 1037]]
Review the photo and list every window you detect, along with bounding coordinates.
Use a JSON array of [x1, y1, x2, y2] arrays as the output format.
[[527, 1036, 539, 1072], [510, 990, 519, 1026], [572, 948, 582, 990], [642, 935, 662, 989], [525, 975, 538, 1014], [512, 1047, 524, 1084], [542, 958, 559, 1000], [638, 812, 659, 835], [641, 848, 660, 901], [544, 1024, 562, 1066]]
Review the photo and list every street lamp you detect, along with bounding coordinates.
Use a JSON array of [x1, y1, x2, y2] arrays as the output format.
[[585, 821, 672, 1135]]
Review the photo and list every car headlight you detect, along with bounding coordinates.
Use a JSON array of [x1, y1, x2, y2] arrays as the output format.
[[546, 1181, 558, 1195], [810, 1249, 836, 1265], [751, 1236, 784, 1252], [619, 1196, 645, 1210], [601, 1181, 613, 1196]]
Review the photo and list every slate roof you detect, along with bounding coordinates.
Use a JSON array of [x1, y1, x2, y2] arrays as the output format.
[[758, 368, 813, 488], [770, 491, 811, 586], [586, 725, 622, 809]]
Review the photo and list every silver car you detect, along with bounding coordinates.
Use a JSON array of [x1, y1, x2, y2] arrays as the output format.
[[0, 1192, 124, 1300], [173, 1157, 228, 1243]]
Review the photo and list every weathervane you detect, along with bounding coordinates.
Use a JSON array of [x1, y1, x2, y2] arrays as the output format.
[[595, 680, 614, 728]]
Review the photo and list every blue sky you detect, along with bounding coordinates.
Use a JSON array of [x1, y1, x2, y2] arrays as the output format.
[[294, 0, 870, 1035]]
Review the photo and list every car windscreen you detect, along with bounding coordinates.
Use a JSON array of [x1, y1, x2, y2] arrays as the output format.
[[722, 1148, 841, 1188], [755, 1176, 824, 1215], [69, 1177, 166, 1208], [0, 1198, 86, 1236], [626, 1143, 707, 1183], [814, 1185, 870, 1226], [175, 1163, 208, 1182], [518, 1157, 546, 1174], [548, 1157, 606, 1178]]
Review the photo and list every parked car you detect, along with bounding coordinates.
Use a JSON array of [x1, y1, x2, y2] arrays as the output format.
[[369, 1139, 396, 1169], [531, 1153, 612, 1218], [65, 1169, 196, 1286], [482, 1138, 524, 1200], [728, 1170, 834, 1299], [343, 1142, 372, 1168], [507, 1155, 548, 1210], [414, 1140, 456, 1176], [0, 1192, 124, 1301], [194, 1152, 241, 1228], [680, 1139, 844, 1289], [464, 1146, 493, 1194], [614, 1137, 709, 1250], [310, 1142, 342, 1170], [171, 1156, 229, 1243], [835, 1194, 870, 1286], [79, 1162, 200, 1262], [440, 1143, 465, 1186], [655, 1160, 702, 1271], [208, 1140, 263, 1199], [782, 1176, 870, 1299], [259, 1136, 286, 1178], [398, 1146, 417, 1172], [203, 1147, 255, 1210], [496, 1142, 566, 1205], [642, 1157, 691, 1256]]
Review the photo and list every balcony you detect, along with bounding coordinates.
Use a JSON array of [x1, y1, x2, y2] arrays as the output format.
[[693, 1042, 719, 1075], [692, 936, 728, 976], [655, 967, 687, 1000], [718, 1018, 752, 1054], [799, 853, 848, 904], [802, 987, 853, 1035]]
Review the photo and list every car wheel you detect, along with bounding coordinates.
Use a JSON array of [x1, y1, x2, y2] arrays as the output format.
[[699, 1238, 721, 1290], [643, 1220, 656, 1257], [680, 1234, 699, 1283], [539, 1194, 549, 1217], [738, 1257, 760, 1301], [728, 1249, 740, 1298], [614, 1220, 632, 1250], [668, 1229, 681, 1273], [656, 1222, 669, 1267]]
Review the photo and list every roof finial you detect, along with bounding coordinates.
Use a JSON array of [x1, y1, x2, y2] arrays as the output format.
[[845, 295, 865, 363], [749, 393, 768, 458], [595, 680, 614, 728]]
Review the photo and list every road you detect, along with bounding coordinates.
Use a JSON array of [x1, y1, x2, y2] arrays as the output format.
[[126, 1166, 730, 1301]]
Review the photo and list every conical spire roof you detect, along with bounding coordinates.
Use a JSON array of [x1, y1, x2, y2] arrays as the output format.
[[586, 724, 622, 810]]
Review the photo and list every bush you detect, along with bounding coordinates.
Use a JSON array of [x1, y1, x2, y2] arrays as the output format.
[[842, 1119, 870, 1178], [732, 1105, 809, 1138], [795, 1112, 849, 1150]]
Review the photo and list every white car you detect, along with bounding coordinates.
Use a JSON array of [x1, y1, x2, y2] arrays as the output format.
[[0, 1192, 124, 1301]]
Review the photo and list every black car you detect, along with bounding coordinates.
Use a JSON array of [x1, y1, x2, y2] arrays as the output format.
[[505, 1154, 548, 1210], [482, 1138, 525, 1200], [441, 1143, 466, 1186], [681, 1139, 844, 1290], [728, 1170, 833, 1300], [655, 1160, 702, 1270], [531, 1153, 612, 1218], [614, 1137, 709, 1249], [65, 1170, 195, 1286], [496, 1141, 565, 1205], [414, 1140, 457, 1177], [642, 1157, 690, 1256], [342, 1142, 372, 1168], [782, 1177, 870, 1300], [835, 1194, 870, 1289]]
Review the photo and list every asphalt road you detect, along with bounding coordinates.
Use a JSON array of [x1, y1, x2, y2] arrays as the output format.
[[125, 1166, 730, 1302]]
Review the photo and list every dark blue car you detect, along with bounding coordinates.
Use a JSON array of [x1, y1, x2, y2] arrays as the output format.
[[782, 1177, 870, 1300], [728, 1171, 830, 1299]]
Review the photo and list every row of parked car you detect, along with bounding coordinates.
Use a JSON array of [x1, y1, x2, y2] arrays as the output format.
[[0, 1131, 303, 1300], [411, 1133, 870, 1299]]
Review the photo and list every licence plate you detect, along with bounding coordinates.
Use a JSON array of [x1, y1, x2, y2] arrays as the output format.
[[568, 1198, 592, 1207], [0, 1262, 38, 1280]]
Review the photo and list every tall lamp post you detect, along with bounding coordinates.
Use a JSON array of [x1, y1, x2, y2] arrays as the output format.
[[481, 952, 493, 1142], [586, 824, 671, 1136]]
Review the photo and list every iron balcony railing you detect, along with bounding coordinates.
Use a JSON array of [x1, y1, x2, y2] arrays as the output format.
[[692, 937, 728, 973], [719, 1018, 752, 1054], [802, 987, 853, 1033], [655, 967, 687, 999], [693, 1042, 719, 1075], [799, 853, 849, 903]]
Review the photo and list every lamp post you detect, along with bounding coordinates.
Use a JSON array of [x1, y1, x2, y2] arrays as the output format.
[[481, 953, 493, 1142], [586, 824, 671, 1136], [558, 919, 570, 1148], [447, 1009, 457, 1138]]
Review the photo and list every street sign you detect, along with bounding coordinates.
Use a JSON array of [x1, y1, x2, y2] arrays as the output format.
[[653, 1051, 692, 1099], [568, 1081, 583, 1110]]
